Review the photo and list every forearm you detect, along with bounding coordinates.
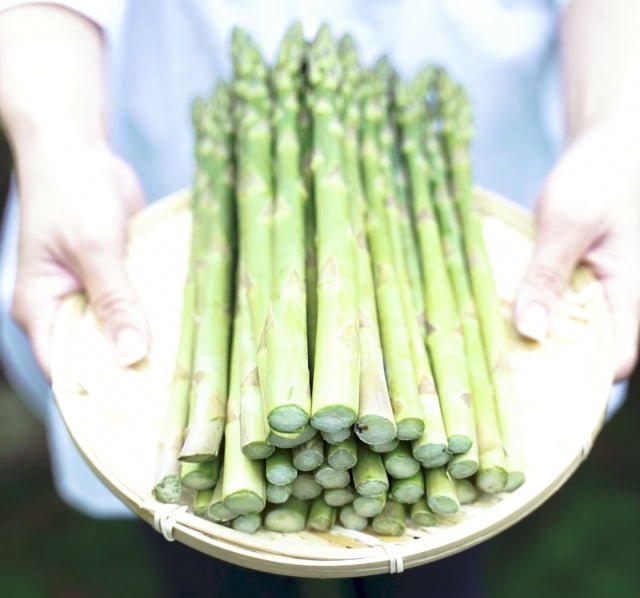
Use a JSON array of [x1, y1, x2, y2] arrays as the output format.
[[0, 4, 108, 173], [561, 0, 640, 142]]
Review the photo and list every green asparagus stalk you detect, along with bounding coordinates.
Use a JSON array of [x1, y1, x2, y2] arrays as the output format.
[[339, 35, 397, 446], [352, 442, 389, 497], [291, 473, 323, 500], [324, 486, 356, 507], [360, 76, 423, 441], [307, 497, 337, 531], [396, 71, 475, 454], [293, 435, 325, 472], [208, 470, 236, 523], [382, 442, 421, 480], [327, 435, 358, 471], [353, 493, 387, 518], [193, 489, 214, 518], [322, 428, 352, 445], [370, 438, 400, 454], [266, 449, 298, 485], [455, 478, 479, 505], [267, 482, 293, 504], [410, 499, 437, 527], [425, 466, 459, 516], [180, 459, 220, 491], [307, 25, 360, 433], [389, 470, 425, 505], [264, 497, 310, 532], [371, 500, 406, 536], [447, 443, 479, 480], [267, 22, 312, 433], [438, 75, 524, 491], [180, 86, 234, 463], [339, 505, 368, 531], [314, 463, 351, 490], [232, 513, 262, 534], [268, 424, 317, 450]]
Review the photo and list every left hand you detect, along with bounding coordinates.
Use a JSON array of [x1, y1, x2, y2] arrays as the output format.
[[514, 120, 640, 380]]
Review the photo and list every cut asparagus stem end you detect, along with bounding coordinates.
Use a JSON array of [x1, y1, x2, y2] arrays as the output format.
[[268, 424, 317, 449], [324, 487, 356, 507], [268, 406, 310, 434], [412, 443, 450, 467], [505, 471, 526, 492], [311, 406, 358, 433], [476, 467, 508, 494], [223, 491, 266, 516], [180, 460, 220, 491], [410, 499, 437, 527], [370, 438, 400, 453], [307, 497, 337, 532], [447, 435, 473, 454], [339, 505, 368, 531], [241, 442, 276, 460], [396, 418, 425, 441], [355, 416, 397, 445], [291, 473, 323, 500], [455, 479, 478, 505], [264, 497, 310, 532], [179, 419, 225, 462], [322, 427, 352, 445], [353, 494, 387, 518], [371, 500, 406, 536], [231, 513, 262, 534], [267, 482, 293, 504], [447, 456, 479, 480], [153, 475, 182, 504]]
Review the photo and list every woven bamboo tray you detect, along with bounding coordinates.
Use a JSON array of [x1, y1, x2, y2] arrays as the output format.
[[50, 188, 614, 577]]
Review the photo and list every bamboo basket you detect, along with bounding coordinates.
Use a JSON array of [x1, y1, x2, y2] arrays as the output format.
[[50, 188, 614, 577]]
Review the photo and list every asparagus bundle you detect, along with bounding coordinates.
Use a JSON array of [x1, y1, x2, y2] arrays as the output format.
[[153, 24, 527, 538]]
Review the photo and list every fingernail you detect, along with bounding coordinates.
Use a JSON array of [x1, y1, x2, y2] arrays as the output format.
[[115, 327, 147, 366], [517, 302, 549, 342]]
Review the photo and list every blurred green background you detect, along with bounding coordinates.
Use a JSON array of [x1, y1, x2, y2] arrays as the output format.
[[1, 130, 638, 597]]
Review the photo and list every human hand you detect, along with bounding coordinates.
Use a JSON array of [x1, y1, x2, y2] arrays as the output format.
[[514, 121, 640, 380], [11, 139, 149, 376]]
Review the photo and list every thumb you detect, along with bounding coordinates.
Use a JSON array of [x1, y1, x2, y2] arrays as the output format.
[[79, 241, 149, 367], [515, 200, 593, 342]]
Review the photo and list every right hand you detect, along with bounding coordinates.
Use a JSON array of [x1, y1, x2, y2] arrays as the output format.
[[11, 138, 149, 376]]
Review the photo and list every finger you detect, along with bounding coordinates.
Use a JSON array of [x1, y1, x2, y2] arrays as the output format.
[[78, 241, 149, 366], [514, 204, 593, 342]]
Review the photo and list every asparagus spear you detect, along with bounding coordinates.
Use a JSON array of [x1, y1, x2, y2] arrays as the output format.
[[389, 470, 425, 505], [455, 478, 479, 505], [293, 435, 325, 472], [339, 35, 396, 446], [327, 435, 358, 470], [268, 22, 312, 433], [232, 513, 262, 534], [268, 424, 317, 450], [322, 428, 352, 445], [370, 438, 400, 454], [208, 470, 236, 523], [264, 497, 310, 532], [307, 497, 337, 531], [307, 25, 360, 433], [314, 463, 351, 490], [410, 499, 437, 527], [353, 493, 387, 518], [266, 448, 298, 485], [352, 442, 389, 497], [180, 86, 234, 463], [339, 505, 368, 531], [425, 466, 459, 516], [324, 486, 356, 507], [382, 442, 421, 480], [291, 473, 323, 500], [396, 71, 475, 454], [193, 489, 214, 519], [267, 482, 293, 505], [180, 459, 220, 491], [360, 75, 423, 441], [371, 501, 406, 536], [439, 75, 525, 492]]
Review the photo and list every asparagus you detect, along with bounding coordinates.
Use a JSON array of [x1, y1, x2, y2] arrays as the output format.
[[322, 428, 352, 445], [292, 435, 324, 472], [268, 423, 317, 449], [382, 442, 421, 480], [447, 443, 479, 480], [327, 435, 358, 471], [180, 87, 234, 463], [455, 478, 479, 505], [193, 489, 214, 518], [208, 471, 236, 523], [396, 71, 475, 454], [324, 486, 356, 507], [438, 75, 524, 492], [352, 443, 389, 497], [370, 438, 400, 454], [360, 74, 424, 441], [291, 473, 323, 500], [307, 497, 337, 531], [180, 459, 220, 491], [410, 499, 437, 527], [425, 466, 459, 516], [353, 493, 387, 518], [263, 497, 310, 532], [268, 22, 312, 433], [266, 449, 298, 486], [232, 513, 262, 534], [371, 500, 406, 536], [308, 25, 360, 433], [339, 505, 368, 531], [314, 463, 351, 490], [221, 281, 267, 516], [267, 482, 293, 504], [339, 35, 397, 447], [231, 28, 274, 422], [389, 470, 425, 505]]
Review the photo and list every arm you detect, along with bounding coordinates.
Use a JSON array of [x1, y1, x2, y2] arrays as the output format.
[[0, 4, 148, 374], [515, 0, 640, 380]]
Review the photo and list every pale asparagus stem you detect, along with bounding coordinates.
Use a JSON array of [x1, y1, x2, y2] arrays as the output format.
[[308, 26, 360, 433], [339, 505, 368, 530], [267, 482, 293, 504], [153, 271, 196, 503], [324, 486, 356, 507], [264, 497, 310, 533], [292, 435, 324, 472], [374, 64, 448, 461], [352, 442, 389, 497], [181, 459, 220, 491], [410, 499, 437, 527], [180, 87, 234, 463], [455, 479, 479, 504], [353, 493, 386, 518], [307, 497, 337, 531], [221, 278, 267, 516], [425, 466, 459, 516], [266, 449, 298, 485], [327, 435, 358, 470], [268, 22, 312, 433], [360, 82, 423, 441], [389, 470, 426, 505], [193, 489, 214, 518], [425, 110, 505, 493], [382, 442, 421, 480], [439, 75, 524, 491], [339, 35, 396, 446], [370, 438, 400, 454], [447, 442, 479, 480], [371, 500, 406, 536], [232, 513, 262, 534], [396, 72, 475, 454], [291, 473, 323, 500], [208, 469, 235, 522], [322, 428, 352, 445], [231, 28, 274, 415], [269, 424, 317, 449], [314, 464, 351, 489]]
